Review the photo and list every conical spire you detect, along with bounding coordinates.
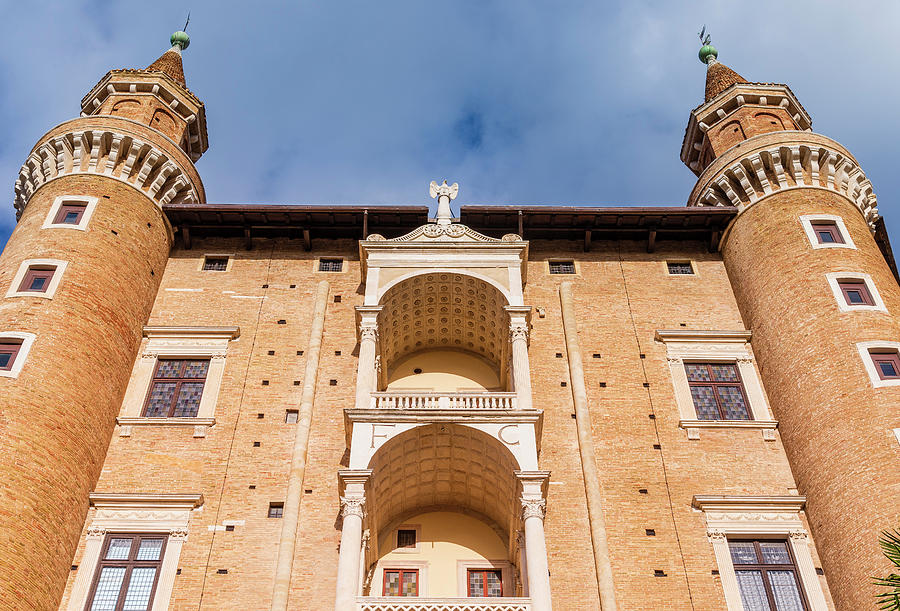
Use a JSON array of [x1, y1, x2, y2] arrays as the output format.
[[146, 31, 190, 87], [699, 42, 747, 102]]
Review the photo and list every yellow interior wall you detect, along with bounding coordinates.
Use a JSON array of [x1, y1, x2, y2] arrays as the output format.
[[386, 350, 502, 392], [373, 511, 508, 597]]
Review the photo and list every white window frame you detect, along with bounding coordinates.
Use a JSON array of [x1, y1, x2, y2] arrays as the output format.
[[0, 331, 36, 379], [116, 326, 240, 437], [799, 214, 856, 250], [456, 559, 514, 598], [856, 340, 900, 388], [65, 493, 202, 611], [825, 272, 887, 313], [656, 330, 777, 440], [42, 195, 99, 231], [693, 495, 830, 611], [198, 253, 235, 272], [5, 258, 68, 299]]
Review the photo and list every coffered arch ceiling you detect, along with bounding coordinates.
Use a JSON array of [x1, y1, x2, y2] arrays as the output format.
[[377, 272, 509, 378]]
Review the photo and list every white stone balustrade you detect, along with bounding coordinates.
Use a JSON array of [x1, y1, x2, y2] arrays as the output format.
[[369, 392, 518, 410], [357, 598, 532, 611]]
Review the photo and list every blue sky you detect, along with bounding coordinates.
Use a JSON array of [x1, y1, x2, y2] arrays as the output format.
[[2, 1, 900, 247]]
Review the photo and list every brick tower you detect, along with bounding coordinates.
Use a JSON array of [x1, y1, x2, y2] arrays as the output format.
[[682, 42, 898, 610], [0, 33, 206, 609]]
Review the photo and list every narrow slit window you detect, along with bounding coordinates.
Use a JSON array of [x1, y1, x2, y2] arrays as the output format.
[[685, 362, 752, 420], [54, 203, 87, 225], [810, 221, 844, 245], [667, 261, 694, 275], [203, 257, 229, 271], [86, 534, 167, 611], [318, 258, 343, 272], [18, 266, 55, 293], [0, 341, 22, 371], [549, 261, 575, 274], [838, 280, 874, 306], [142, 359, 210, 418], [870, 351, 900, 380], [383, 569, 418, 597]]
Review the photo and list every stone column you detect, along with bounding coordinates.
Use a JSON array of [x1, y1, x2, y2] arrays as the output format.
[[517, 471, 551, 611], [505, 306, 533, 410], [335, 470, 371, 611], [354, 307, 382, 410]]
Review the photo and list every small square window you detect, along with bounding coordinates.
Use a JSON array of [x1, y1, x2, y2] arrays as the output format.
[[319, 258, 343, 272], [667, 262, 694, 275], [285, 410, 299, 424], [397, 529, 416, 549], [0, 341, 22, 371], [268, 503, 284, 518], [549, 261, 575, 275], [810, 221, 844, 245], [203, 257, 229, 271], [54, 203, 87, 225], [871, 352, 900, 380], [838, 280, 874, 306], [18, 267, 56, 293]]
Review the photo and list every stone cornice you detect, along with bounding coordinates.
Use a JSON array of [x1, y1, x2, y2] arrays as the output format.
[[692, 495, 806, 513], [687, 131, 878, 231], [142, 325, 240, 340], [89, 493, 204, 510], [14, 124, 202, 219], [655, 329, 752, 344]]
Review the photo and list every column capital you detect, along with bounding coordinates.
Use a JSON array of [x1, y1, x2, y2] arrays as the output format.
[[509, 321, 529, 343], [360, 326, 378, 342], [86, 526, 107, 540], [340, 496, 366, 519], [168, 528, 189, 540], [521, 498, 546, 521]]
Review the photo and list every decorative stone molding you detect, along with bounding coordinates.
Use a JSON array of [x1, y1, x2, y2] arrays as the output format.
[[14, 128, 201, 218], [341, 496, 366, 519], [360, 326, 378, 343], [85, 527, 107, 539], [521, 498, 546, 521], [509, 322, 529, 343], [687, 133, 878, 229], [383, 222, 516, 244]]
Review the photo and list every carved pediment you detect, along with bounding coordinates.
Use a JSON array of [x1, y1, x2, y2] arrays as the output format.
[[367, 223, 521, 244]]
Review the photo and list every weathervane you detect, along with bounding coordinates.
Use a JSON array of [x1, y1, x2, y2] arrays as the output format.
[[697, 25, 718, 65], [698, 25, 710, 46], [183, 11, 191, 32]]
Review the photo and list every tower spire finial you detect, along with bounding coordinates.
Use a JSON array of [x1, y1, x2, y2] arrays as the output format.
[[698, 25, 717, 65], [170, 14, 191, 52]]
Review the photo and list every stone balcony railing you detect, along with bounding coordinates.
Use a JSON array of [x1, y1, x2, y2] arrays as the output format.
[[369, 392, 518, 410], [357, 598, 532, 611]]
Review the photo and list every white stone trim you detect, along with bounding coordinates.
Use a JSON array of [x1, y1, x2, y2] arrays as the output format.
[[5, 258, 68, 299], [198, 253, 235, 272], [0, 331, 36, 379], [41, 194, 99, 231], [693, 495, 829, 611], [656, 330, 775, 438], [825, 272, 886, 312], [118, 326, 239, 422], [799, 214, 857, 250], [67, 493, 202, 611], [856, 340, 900, 388], [894, 428, 900, 447], [456, 560, 514, 598]]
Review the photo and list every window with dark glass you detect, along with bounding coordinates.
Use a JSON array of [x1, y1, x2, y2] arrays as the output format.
[[54, 202, 87, 225], [0, 341, 22, 371], [685, 362, 752, 420], [549, 261, 575, 274], [383, 569, 418, 596], [86, 534, 166, 611], [18, 266, 55, 293], [810, 221, 844, 245], [142, 359, 209, 418], [838, 280, 874, 306], [318, 258, 343, 272], [268, 503, 284, 518], [202, 257, 229, 271], [667, 261, 694, 275], [468, 569, 503, 597], [870, 352, 900, 380], [397, 529, 416, 549], [729, 540, 808, 610]]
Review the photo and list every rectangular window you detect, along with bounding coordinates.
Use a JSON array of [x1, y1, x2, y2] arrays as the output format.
[[268, 503, 284, 518], [729, 540, 808, 610], [18, 267, 55, 293], [86, 534, 166, 611], [202, 257, 229, 271], [549, 261, 575, 275], [467, 569, 503, 597], [54, 203, 87, 225], [685, 362, 752, 420], [397, 529, 417, 549], [284, 410, 299, 424], [383, 569, 418, 597], [667, 261, 694, 275], [810, 221, 844, 245], [0, 341, 22, 371], [871, 352, 900, 380], [838, 280, 874, 306], [142, 359, 209, 418], [318, 258, 343, 272]]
